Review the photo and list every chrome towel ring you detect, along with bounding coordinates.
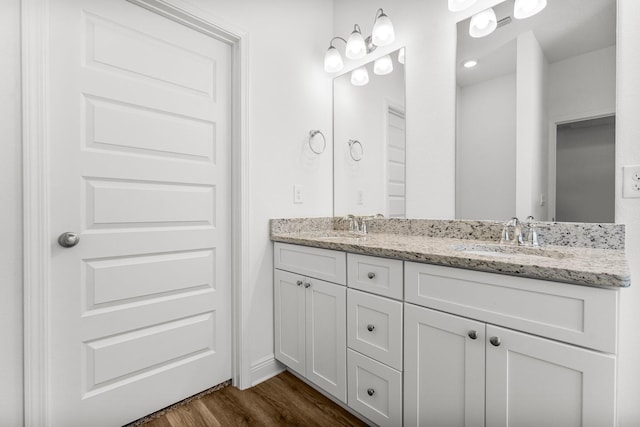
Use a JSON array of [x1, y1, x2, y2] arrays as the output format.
[[308, 130, 326, 154], [348, 139, 363, 161]]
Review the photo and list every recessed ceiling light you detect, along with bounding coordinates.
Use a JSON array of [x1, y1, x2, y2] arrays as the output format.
[[463, 59, 478, 68]]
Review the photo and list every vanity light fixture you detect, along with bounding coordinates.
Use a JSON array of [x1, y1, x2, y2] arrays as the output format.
[[323, 8, 395, 73], [513, 0, 547, 19], [351, 66, 370, 86], [469, 8, 497, 38], [398, 47, 405, 65], [448, 0, 477, 12], [374, 55, 394, 75]]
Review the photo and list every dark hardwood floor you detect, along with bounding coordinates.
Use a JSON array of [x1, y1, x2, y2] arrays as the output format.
[[131, 371, 369, 427]]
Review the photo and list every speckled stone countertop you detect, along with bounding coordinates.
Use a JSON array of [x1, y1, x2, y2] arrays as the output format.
[[270, 217, 630, 289]]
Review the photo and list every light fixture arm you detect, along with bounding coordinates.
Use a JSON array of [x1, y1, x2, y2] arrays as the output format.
[[373, 8, 385, 23], [328, 36, 347, 49]]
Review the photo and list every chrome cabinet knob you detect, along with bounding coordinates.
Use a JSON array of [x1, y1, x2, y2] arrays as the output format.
[[367, 388, 375, 396], [57, 232, 80, 248], [296, 280, 303, 287], [490, 336, 501, 347], [367, 272, 376, 279], [304, 282, 311, 288], [468, 330, 478, 340], [367, 324, 375, 332]]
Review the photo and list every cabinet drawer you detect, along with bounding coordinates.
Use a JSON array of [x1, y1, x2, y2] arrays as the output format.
[[347, 253, 403, 299], [274, 242, 346, 285], [347, 349, 402, 427], [347, 289, 403, 370], [405, 262, 618, 353]]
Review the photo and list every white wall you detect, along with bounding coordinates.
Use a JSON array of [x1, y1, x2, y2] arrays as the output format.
[[0, 0, 24, 425], [616, 0, 640, 424], [456, 73, 516, 220], [516, 31, 548, 220]]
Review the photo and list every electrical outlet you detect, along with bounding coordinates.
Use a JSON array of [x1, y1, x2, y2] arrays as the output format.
[[293, 185, 304, 204], [623, 166, 640, 198]]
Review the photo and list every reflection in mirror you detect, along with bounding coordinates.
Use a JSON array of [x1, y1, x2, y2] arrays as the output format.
[[334, 48, 406, 218], [455, 0, 616, 222]]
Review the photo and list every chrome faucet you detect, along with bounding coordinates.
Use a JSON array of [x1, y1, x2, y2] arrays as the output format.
[[500, 217, 524, 245], [343, 213, 384, 234], [524, 215, 539, 246], [343, 214, 359, 232]]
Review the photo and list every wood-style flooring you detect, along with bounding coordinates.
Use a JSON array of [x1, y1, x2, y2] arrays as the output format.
[[132, 371, 369, 427]]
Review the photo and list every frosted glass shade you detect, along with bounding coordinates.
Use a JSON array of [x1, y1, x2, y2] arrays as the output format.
[[346, 29, 366, 59], [351, 67, 369, 86], [372, 12, 395, 46], [374, 55, 393, 75], [514, 0, 547, 19], [448, 0, 477, 12], [398, 47, 405, 65], [324, 46, 344, 73], [469, 8, 497, 38]]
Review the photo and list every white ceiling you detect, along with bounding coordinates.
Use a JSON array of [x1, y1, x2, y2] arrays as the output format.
[[457, 0, 616, 87]]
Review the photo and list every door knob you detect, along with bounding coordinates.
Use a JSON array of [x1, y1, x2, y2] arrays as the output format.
[[58, 232, 80, 248]]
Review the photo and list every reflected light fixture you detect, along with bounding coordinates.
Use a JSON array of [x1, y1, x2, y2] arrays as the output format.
[[513, 0, 547, 19], [469, 8, 497, 38], [323, 8, 395, 73], [448, 0, 477, 12], [351, 66, 370, 86], [374, 55, 394, 75], [462, 59, 478, 68], [398, 47, 405, 65]]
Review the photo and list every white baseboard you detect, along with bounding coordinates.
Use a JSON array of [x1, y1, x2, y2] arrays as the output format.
[[249, 355, 285, 387]]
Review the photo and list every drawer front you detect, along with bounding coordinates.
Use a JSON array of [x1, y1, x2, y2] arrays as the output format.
[[347, 289, 403, 370], [347, 349, 402, 427], [405, 262, 618, 353], [274, 242, 346, 285], [347, 253, 403, 299]]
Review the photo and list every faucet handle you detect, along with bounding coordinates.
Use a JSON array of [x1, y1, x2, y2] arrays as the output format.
[[524, 216, 539, 246]]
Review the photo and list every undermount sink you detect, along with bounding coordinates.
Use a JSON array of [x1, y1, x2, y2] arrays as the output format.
[[452, 243, 570, 260], [313, 231, 366, 240]]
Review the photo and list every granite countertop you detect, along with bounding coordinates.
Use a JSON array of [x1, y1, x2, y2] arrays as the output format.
[[270, 218, 631, 289]]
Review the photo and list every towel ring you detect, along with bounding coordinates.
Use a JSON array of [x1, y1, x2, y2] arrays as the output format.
[[308, 130, 326, 154], [348, 139, 363, 161]]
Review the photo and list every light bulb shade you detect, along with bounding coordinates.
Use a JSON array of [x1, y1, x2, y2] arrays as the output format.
[[351, 67, 369, 86], [346, 29, 367, 59], [469, 8, 497, 38], [372, 12, 395, 46], [513, 0, 547, 19], [374, 55, 393, 75], [448, 0, 478, 12], [324, 46, 344, 73], [398, 47, 405, 65]]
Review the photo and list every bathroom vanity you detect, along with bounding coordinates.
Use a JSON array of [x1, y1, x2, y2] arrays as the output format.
[[270, 218, 629, 426]]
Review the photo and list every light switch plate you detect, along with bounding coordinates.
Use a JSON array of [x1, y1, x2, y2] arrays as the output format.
[[293, 184, 304, 204], [623, 165, 640, 198]]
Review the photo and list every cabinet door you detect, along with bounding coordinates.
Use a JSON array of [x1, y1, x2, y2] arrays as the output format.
[[486, 325, 616, 427], [404, 304, 485, 427], [274, 269, 306, 375], [306, 278, 347, 402]]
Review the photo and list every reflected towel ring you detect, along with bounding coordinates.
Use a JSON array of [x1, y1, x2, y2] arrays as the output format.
[[308, 130, 326, 154], [348, 139, 363, 161]]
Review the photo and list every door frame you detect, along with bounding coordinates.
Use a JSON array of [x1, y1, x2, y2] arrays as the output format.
[[21, 0, 251, 425]]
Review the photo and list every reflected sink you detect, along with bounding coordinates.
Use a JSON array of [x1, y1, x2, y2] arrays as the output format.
[[452, 243, 570, 260]]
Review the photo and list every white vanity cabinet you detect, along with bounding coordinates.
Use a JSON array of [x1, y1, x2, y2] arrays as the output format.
[[273, 243, 347, 402], [404, 262, 618, 427], [346, 254, 403, 426]]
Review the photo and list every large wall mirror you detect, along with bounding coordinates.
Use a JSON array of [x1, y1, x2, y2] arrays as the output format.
[[333, 48, 406, 218], [456, 0, 616, 223]]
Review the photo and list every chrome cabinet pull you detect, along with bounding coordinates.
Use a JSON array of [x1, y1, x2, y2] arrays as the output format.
[[490, 336, 501, 347], [304, 282, 311, 288], [367, 272, 376, 279], [57, 232, 80, 248], [296, 280, 303, 287], [367, 324, 375, 332], [468, 330, 478, 340], [367, 388, 375, 396]]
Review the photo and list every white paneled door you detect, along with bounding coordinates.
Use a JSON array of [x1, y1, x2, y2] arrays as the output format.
[[47, 1, 231, 425]]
